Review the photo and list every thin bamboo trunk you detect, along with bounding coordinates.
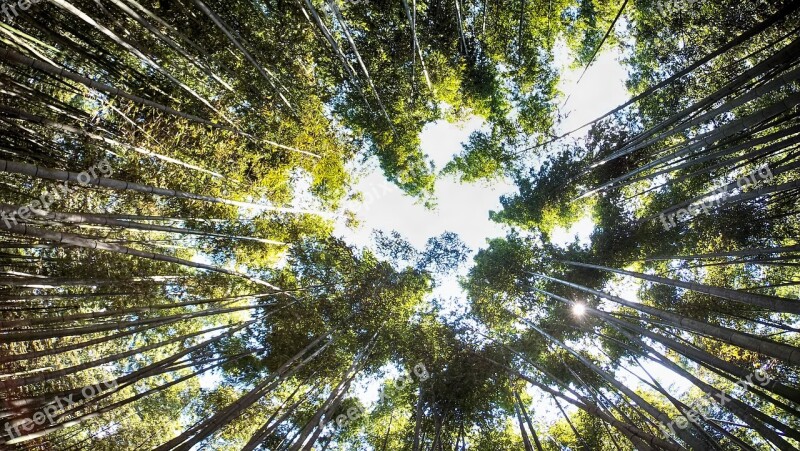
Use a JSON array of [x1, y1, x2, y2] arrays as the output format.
[[557, 261, 800, 314], [533, 272, 800, 365]]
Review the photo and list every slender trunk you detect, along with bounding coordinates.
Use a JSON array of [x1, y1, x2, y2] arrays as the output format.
[[533, 273, 800, 366], [514, 401, 534, 451], [412, 385, 424, 451], [241, 374, 317, 451], [327, 0, 395, 133], [582, 92, 800, 199], [1, 303, 269, 341], [294, 333, 379, 450], [523, 1, 800, 152], [4, 318, 182, 362], [2, 223, 279, 289], [402, 0, 432, 90], [2, 324, 253, 442], [190, 0, 292, 108], [0, 204, 285, 245], [0, 106, 224, 177], [534, 287, 800, 408], [515, 392, 543, 451], [6, 323, 233, 388], [641, 244, 800, 261], [644, 157, 800, 221], [626, 331, 799, 449], [606, 38, 800, 164], [106, 0, 234, 92], [48, 0, 238, 128], [6, 349, 260, 445], [481, 354, 684, 451], [154, 331, 333, 450], [0, 158, 324, 215], [380, 414, 394, 451], [521, 315, 708, 449], [0, 48, 230, 132], [2, 292, 275, 328], [556, 261, 800, 314]]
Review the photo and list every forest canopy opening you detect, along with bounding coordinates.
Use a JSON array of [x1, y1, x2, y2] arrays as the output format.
[[1, 0, 799, 449]]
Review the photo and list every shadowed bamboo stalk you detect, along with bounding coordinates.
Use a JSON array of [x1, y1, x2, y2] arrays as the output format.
[[530, 272, 800, 364], [1, 223, 282, 290], [0, 158, 327, 216], [0, 204, 286, 245]]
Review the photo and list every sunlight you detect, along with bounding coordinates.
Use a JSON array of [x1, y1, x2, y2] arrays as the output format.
[[6, 1, 791, 448], [550, 214, 595, 248]]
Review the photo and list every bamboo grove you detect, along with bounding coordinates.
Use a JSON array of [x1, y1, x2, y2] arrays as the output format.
[[0, 0, 798, 449]]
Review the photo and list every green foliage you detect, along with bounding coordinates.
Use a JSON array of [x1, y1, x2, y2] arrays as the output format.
[[3, 0, 800, 450]]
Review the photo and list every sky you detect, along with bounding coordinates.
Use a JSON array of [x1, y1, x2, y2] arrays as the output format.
[[333, 42, 630, 271], [330, 37, 697, 430], [169, 14, 700, 444], [330, 45, 631, 326], [332, 115, 509, 254]]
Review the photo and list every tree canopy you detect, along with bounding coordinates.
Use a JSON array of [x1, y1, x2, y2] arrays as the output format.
[[1, 0, 799, 449]]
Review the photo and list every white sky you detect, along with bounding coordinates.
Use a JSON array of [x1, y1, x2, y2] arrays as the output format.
[[333, 115, 512, 253], [333, 43, 630, 258], [330, 37, 698, 435], [331, 46, 633, 326], [193, 18, 701, 443]]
